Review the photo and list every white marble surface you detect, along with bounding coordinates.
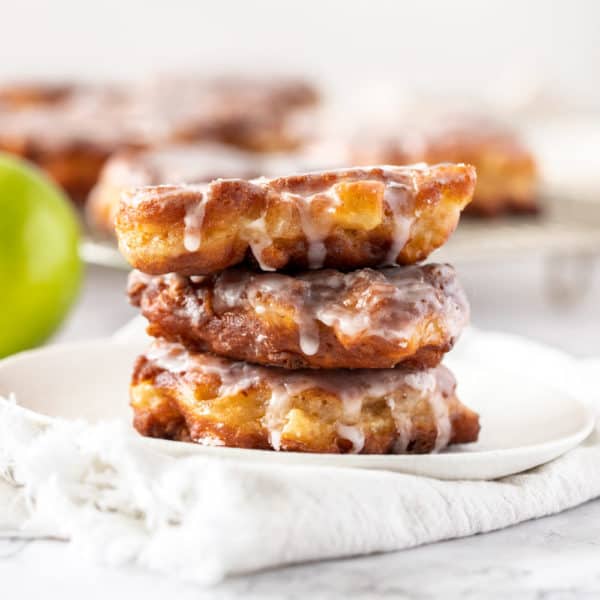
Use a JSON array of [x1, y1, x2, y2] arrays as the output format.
[[2, 258, 600, 598], [2, 499, 600, 599]]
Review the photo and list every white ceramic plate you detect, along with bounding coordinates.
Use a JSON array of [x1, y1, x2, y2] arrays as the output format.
[[0, 340, 595, 480], [80, 237, 129, 270]]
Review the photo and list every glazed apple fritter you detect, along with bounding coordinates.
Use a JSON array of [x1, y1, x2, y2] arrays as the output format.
[[0, 101, 141, 203], [129, 263, 469, 370], [87, 143, 267, 236], [116, 163, 476, 275], [348, 119, 536, 216], [131, 340, 480, 454], [174, 76, 318, 152], [0, 76, 318, 203]]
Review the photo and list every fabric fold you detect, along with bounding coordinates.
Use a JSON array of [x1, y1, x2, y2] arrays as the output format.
[[0, 327, 598, 585]]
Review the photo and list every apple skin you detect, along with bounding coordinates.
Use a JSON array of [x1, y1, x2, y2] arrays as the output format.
[[0, 153, 82, 358]]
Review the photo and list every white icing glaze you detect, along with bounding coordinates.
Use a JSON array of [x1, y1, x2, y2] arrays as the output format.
[[243, 273, 322, 355], [183, 200, 206, 252], [263, 380, 298, 451], [429, 387, 452, 452], [297, 313, 320, 356], [404, 371, 436, 393], [389, 407, 414, 453], [336, 424, 365, 454], [340, 393, 363, 423], [216, 271, 246, 307], [381, 180, 415, 265], [243, 216, 274, 271], [138, 264, 469, 362], [265, 167, 424, 269], [194, 435, 225, 447], [315, 266, 461, 347], [158, 273, 206, 327], [143, 165, 434, 270], [144, 341, 458, 454], [297, 328, 319, 355], [145, 342, 192, 373], [284, 191, 329, 269], [269, 430, 282, 452]]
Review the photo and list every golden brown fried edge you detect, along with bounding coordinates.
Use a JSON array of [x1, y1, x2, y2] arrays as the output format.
[[116, 163, 476, 275], [128, 264, 469, 370], [130, 346, 480, 454]]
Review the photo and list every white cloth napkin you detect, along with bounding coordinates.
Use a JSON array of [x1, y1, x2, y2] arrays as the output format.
[[0, 325, 599, 585]]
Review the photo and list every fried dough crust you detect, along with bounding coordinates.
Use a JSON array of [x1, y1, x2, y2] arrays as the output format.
[[86, 144, 265, 235], [116, 163, 476, 275], [128, 264, 469, 370], [0, 77, 318, 202], [350, 122, 536, 216], [131, 341, 480, 454]]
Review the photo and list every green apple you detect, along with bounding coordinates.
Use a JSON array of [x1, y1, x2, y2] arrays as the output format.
[[0, 153, 82, 358]]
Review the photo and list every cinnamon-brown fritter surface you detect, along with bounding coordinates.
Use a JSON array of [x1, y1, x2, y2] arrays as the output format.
[[87, 143, 267, 236], [349, 119, 537, 217], [0, 134, 115, 204], [129, 264, 469, 370], [0, 101, 143, 203], [0, 82, 75, 109], [0, 77, 318, 203], [131, 341, 480, 454], [116, 163, 476, 275], [170, 76, 318, 152]]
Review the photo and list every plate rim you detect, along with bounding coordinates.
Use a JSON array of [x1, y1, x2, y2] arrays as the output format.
[[0, 338, 596, 478]]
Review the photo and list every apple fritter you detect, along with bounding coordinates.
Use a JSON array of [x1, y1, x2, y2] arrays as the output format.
[[0, 102, 141, 203], [116, 163, 476, 275], [349, 119, 536, 216], [0, 76, 318, 203], [87, 143, 266, 236], [131, 340, 480, 454], [128, 263, 469, 370]]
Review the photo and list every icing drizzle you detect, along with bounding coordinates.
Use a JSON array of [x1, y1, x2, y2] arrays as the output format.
[[145, 165, 433, 269], [211, 264, 469, 358], [143, 340, 458, 454], [131, 264, 469, 364]]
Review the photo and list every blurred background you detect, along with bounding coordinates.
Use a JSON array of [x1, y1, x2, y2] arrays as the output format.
[[1, 0, 599, 356], [2, 0, 599, 105]]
